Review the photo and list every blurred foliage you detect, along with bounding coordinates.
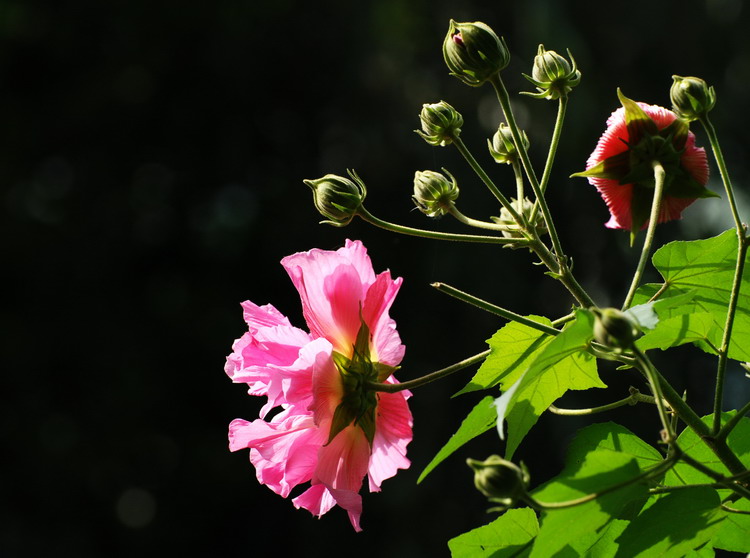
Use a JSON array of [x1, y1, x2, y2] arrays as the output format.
[[2, 0, 750, 556]]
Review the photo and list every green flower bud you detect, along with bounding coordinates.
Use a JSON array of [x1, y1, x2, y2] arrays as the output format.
[[443, 19, 510, 87], [523, 44, 581, 100], [491, 197, 546, 242], [592, 307, 638, 349], [488, 123, 529, 165], [416, 101, 463, 147], [412, 168, 459, 218], [467, 455, 530, 507], [670, 75, 716, 122], [304, 170, 366, 227]]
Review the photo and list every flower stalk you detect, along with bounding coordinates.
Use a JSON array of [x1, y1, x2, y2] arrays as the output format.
[[489, 73, 565, 261], [621, 160, 666, 310], [529, 95, 569, 224], [700, 114, 748, 435], [548, 387, 655, 416], [356, 205, 520, 245], [366, 350, 490, 393]]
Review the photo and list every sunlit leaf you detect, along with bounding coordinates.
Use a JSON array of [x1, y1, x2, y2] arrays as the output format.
[[663, 411, 750, 486], [529, 450, 647, 558], [494, 310, 604, 459], [448, 508, 539, 558], [712, 497, 750, 553], [418, 396, 496, 483], [633, 229, 750, 360], [456, 316, 554, 396], [614, 488, 725, 557]]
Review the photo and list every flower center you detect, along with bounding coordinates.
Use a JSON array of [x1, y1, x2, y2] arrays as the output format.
[[327, 319, 398, 447]]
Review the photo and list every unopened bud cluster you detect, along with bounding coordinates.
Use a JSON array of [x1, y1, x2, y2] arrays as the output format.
[[492, 197, 546, 241]]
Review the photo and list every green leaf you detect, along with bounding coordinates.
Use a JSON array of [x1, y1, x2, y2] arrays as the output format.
[[456, 316, 554, 396], [614, 488, 725, 557], [712, 497, 750, 553], [503, 351, 602, 459], [635, 229, 750, 360], [448, 508, 539, 558], [625, 301, 659, 330], [664, 412, 750, 487], [417, 396, 496, 484], [636, 312, 718, 351], [529, 450, 648, 558], [494, 310, 605, 459], [554, 519, 630, 557], [565, 422, 664, 472]]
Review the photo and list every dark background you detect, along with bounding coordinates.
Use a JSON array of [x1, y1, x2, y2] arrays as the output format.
[[4, 1, 750, 556]]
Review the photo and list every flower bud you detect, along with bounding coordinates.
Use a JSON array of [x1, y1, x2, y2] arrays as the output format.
[[443, 20, 510, 87], [416, 101, 463, 147], [592, 307, 638, 349], [467, 455, 530, 506], [491, 197, 546, 242], [412, 169, 459, 218], [488, 123, 529, 165], [523, 44, 581, 100], [670, 75, 716, 122], [304, 171, 366, 227]]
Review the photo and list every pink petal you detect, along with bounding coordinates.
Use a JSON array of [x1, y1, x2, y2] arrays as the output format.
[[291, 483, 337, 518], [228, 410, 326, 498], [362, 272, 405, 366], [309, 348, 343, 426], [368, 387, 413, 491], [314, 424, 371, 493], [282, 240, 385, 357]]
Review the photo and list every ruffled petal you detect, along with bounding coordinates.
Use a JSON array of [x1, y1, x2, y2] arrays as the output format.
[[225, 301, 313, 409], [362, 272, 405, 366], [368, 386, 413, 491], [282, 240, 386, 357], [228, 409, 327, 498]]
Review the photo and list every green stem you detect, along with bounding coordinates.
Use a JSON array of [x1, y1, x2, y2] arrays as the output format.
[[525, 457, 677, 511], [713, 237, 748, 434], [451, 136, 522, 223], [717, 397, 750, 442], [512, 160, 524, 201], [489, 74, 564, 260], [721, 504, 750, 515], [366, 350, 489, 393], [637, 352, 749, 477], [650, 483, 725, 495], [548, 387, 655, 416], [632, 345, 676, 443], [528, 237, 596, 307], [529, 95, 568, 224], [448, 205, 525, 236], [700, 116, 748, 435], [700, 116, 743, 232], [622, 160, 666, 310], [431, 282, 560, 336], [356, 206, 518, 245], [680, 453, 750, 500]]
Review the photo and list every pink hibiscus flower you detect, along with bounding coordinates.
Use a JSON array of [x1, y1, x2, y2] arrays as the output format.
[[225, 240, 412, 531], [575, 91, 714, 236]]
